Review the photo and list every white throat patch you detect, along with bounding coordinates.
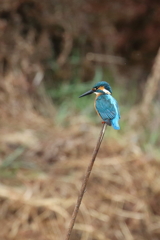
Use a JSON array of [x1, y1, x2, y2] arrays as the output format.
[[94, 89, 111, 95], [103, 89, 111, 94]]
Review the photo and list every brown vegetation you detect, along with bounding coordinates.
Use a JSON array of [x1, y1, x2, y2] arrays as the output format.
[[0, 118, 160, 240], [0, 1, 160, 240]]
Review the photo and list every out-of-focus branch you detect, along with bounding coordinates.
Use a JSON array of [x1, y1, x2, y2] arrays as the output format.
[[86, 52, 126, 65], [129, 47, 160, 127], [141, 47, 160, 112], [57, 32, 73, 67]]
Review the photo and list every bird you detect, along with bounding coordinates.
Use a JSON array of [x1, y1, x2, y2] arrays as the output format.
[[79, 81, 120, 130]]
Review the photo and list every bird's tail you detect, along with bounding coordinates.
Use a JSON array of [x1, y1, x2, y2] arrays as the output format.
[[111, 118, 120, 130]]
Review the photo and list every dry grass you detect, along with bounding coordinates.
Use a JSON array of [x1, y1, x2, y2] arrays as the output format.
[[0, 61, 160, 239], [0, 114, 160, 240]]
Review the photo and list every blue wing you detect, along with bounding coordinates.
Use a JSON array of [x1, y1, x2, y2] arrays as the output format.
[[95, 95, 118, 121], [116, 101, 120, 119]]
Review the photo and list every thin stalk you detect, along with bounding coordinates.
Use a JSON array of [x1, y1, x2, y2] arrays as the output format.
[[64, 123, 107, 240]]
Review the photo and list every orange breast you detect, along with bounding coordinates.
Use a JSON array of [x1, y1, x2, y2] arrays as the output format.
[[94, 97, 101, 117]]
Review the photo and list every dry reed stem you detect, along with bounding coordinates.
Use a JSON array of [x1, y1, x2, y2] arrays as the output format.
[[64, 123, 107, 240]]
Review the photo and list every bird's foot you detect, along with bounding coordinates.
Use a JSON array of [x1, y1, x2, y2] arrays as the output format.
[[101, 121, 106, 124]]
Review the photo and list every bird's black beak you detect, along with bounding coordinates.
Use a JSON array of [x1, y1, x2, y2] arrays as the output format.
[[79, 90, 94, 98]]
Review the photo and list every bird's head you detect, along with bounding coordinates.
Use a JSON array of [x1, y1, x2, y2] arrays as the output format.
[[79, 81, 112, 98]]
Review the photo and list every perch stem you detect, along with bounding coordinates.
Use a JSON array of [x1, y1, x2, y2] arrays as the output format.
[[64, 123, 107, 240]]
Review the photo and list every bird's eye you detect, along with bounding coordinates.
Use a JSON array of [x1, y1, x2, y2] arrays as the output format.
[[93, 87, 97, 91]]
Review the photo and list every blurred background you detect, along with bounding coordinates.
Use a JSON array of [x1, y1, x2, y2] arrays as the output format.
[[0, 0, 160, 239]]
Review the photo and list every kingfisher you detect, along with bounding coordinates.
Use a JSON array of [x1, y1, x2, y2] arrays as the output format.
[[79, 81, 120, 130]]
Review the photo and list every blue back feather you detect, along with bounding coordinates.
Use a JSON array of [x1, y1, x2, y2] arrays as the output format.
[[95, 94, 120, 130]]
